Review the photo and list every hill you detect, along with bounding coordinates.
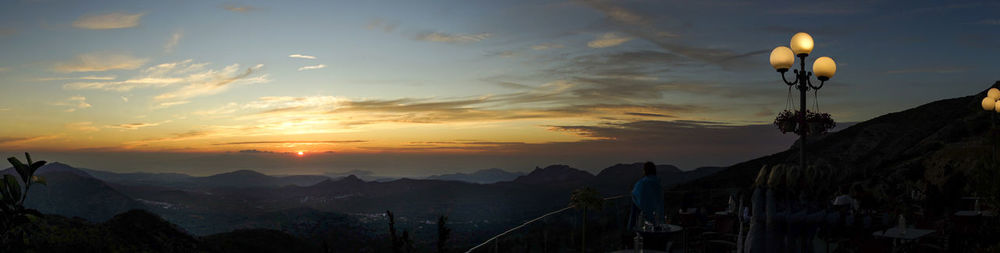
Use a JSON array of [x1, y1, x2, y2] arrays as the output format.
[[678, 81, 1000, 213], [3, 163, 145, 222], [6, 209, 373, 252], [425, 168, 523, 184]]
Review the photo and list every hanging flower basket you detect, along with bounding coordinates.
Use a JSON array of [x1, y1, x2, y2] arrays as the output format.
[[804, 111, 836, 135], [774, 110, 798, 134]]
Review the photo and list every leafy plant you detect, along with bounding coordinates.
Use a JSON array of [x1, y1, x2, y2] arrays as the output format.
[[774, 110, 836, 135], [805, 111, 836, 135], [774, 110, 798, 134], [570, 187, 604, 253], [1, 152, 47, 248]]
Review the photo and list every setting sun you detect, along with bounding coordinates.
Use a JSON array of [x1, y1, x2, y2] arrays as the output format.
[[297, 151, 304, 156]]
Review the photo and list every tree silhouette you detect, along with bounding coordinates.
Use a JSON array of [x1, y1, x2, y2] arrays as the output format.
[[570, 187, 603, 252], [437, 215, 451, 253], [386, 210, 401, 253], [401, 229, 415, 253], [1, 153, 47, 249]]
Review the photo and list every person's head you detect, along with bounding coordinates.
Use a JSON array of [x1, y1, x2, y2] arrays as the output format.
[[643, 161, 656, 176]]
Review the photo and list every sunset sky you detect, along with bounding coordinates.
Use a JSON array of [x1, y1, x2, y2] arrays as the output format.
[[1, 0, 999, 176]]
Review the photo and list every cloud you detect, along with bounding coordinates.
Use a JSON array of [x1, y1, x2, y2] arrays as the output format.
[[0, 135, 60, 145], [65, 60, 269, 102], [53, 96, 91, 112], [35, 75, 117, 81], [0, 28, 15, 36], [164, 30, 183, 53], [289, 54, 317, 60], [531, 43, 564, 50], [587, 32, 633, 48], [624, 112, 674, 118], [154, 100, 191, 109], [107, 121, 170, 130], [488, 51, 515, 58], [72, 12, 144, 30], [0, 67, 8, 72], [576, 0, 764, 69], [297, 64, 326, 71], [367, 19, 398, 33], [53, 52, 148, 73], [214, 140, 367, 145], [972, 19, 1000, 25], [153, 63, 268, 101], [768, 3, 870, 15], [415, 32, 492, 43], [66, 122, 100, 132], [885, 66, 972, 74], [222, 4, 256, 13], [121, 96, 129, 102], [200, 79, 707, 127]]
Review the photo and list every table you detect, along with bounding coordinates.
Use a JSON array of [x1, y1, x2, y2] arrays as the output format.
[[872, 227, 935, 240], [954, 210, 996, 217], [873, 228, 935, 252], [638, 224, 684, 233], [636, 225, 684, 252]]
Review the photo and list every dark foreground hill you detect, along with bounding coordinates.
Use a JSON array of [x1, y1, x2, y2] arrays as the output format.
[[8, 209, 372, 253], [3, 163, 145, 221], [678, 81, 1000, 214]]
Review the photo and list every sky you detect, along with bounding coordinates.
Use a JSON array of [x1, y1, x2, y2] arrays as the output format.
[[1, 0, 999, 177]]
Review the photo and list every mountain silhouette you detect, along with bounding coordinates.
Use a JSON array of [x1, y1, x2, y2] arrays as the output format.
[[680, 81, 1000, 210], [2, 163, 144, 222], [512, 164, 595, 186], [425, 168, 524, 184]]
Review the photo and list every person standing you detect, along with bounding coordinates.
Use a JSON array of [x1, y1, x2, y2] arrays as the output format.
[[632, 162, 666, 225]]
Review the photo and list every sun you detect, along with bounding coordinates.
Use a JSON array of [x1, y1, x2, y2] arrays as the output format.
[[297, 151, 304, 156]]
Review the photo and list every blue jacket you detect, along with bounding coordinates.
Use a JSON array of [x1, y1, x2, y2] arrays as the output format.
[[632, 175, 665, 224]]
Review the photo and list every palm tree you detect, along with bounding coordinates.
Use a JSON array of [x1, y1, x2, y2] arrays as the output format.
[[570, 187, 604, 252]]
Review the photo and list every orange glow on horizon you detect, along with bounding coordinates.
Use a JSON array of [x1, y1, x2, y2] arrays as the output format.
[[297, 151, 304, 156]]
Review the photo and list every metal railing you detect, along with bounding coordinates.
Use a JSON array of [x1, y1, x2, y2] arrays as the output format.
[[464, 194, 629, 253]]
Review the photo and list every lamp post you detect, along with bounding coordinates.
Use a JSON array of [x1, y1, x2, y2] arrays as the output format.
[[769, 32, 838, 170], [981, 88, 1000, 162]]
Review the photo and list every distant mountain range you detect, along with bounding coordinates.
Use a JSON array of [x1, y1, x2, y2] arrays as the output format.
[[425, 168, 524, 184], [4, 160, 722, 238]]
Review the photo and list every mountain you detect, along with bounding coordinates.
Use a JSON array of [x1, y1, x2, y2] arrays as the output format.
[[80, 167, 330, 189], [274, 174, 332, 187], [2, 163, 145, 222], [512, 165, 595, 186], [82, 168, 196, 187], [9, 209, 372, 252], [586, 163, 725, 195], [593, 163, 680, 187], [2, 162, 94, 178], [203, 169, 281, 188], [325, 169, 397, 182], [678, 81, 1000, 211], [425, 168, 524, 184]]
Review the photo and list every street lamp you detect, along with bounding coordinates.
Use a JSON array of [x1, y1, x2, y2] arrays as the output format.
[[769, 32, 838, 170], [982, 88, 1000, 162]]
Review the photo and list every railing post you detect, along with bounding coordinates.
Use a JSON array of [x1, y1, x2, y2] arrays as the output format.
[[543, 219, 548, 253]]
